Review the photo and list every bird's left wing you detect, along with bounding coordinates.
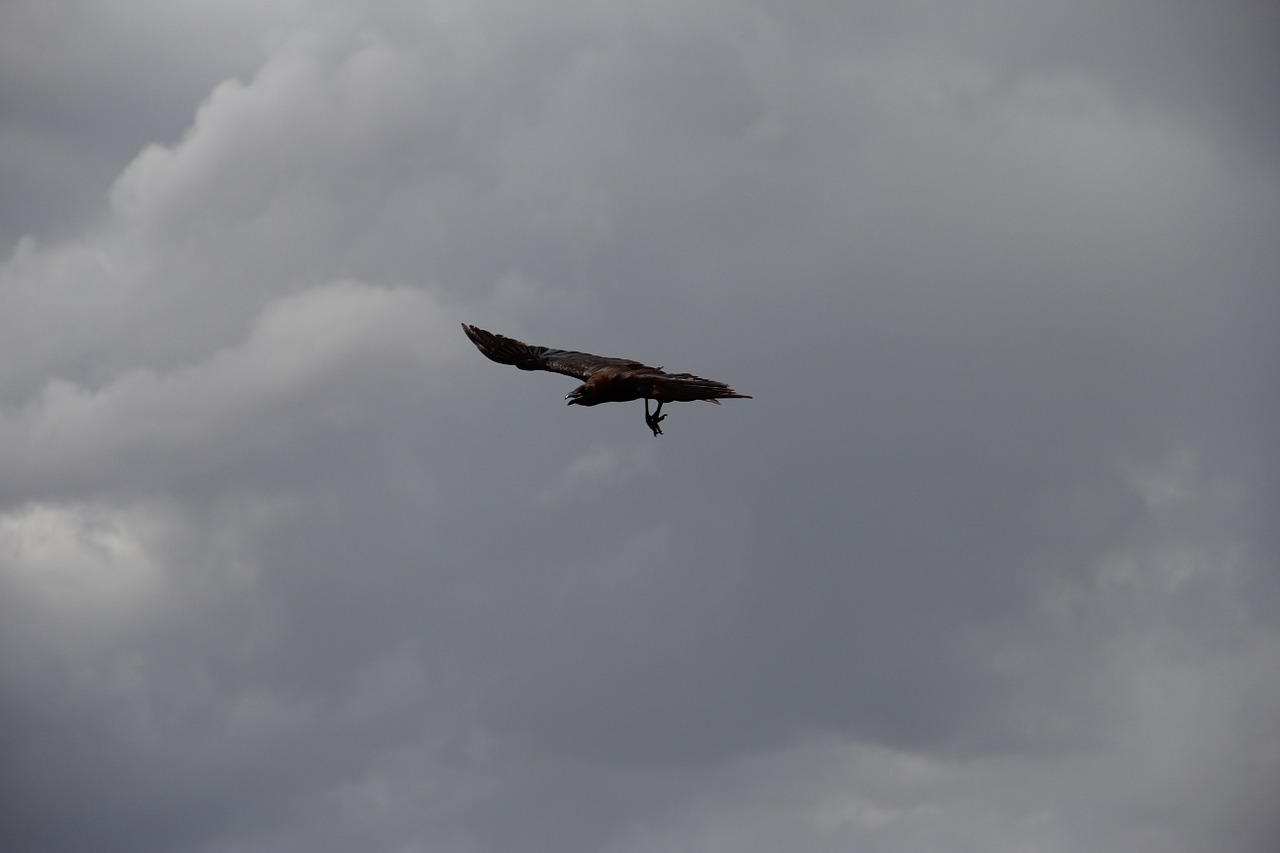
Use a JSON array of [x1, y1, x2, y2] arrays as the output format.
[[462, 324, 645, 381]]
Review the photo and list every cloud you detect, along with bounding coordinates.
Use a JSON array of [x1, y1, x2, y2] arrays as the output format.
[[0, 0, 313, 249], [4, 280, 447, 503], [0, 2, 1276, 852]]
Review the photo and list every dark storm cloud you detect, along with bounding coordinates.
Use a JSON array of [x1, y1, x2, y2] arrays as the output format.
[[1, 2, 1277, 852]]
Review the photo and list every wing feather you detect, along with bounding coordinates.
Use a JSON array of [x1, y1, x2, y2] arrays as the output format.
[[462, 324, 646, 381]]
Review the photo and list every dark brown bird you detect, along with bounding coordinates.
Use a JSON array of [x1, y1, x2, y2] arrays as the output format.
[[462, 324, 751, 436]]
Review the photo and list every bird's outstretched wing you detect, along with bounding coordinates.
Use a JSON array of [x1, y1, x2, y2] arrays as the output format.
[[462, 324, 648, 381]]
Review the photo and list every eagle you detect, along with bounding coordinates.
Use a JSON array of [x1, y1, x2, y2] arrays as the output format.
[[462, 324, 751, 436]]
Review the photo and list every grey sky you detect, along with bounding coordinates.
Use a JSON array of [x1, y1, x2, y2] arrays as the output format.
[[1, 2, 1277, 851]]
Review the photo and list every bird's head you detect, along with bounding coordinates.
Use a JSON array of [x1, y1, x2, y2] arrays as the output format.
[[565, 385, 595, 406]]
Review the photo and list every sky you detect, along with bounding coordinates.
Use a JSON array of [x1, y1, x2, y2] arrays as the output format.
[[1, 2, 1277, 851]]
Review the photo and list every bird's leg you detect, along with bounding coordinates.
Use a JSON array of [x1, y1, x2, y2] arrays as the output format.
[[644, 398, 666, 437]]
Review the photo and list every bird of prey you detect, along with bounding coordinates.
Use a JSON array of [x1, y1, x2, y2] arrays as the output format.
[[462, 324, 751, 436]]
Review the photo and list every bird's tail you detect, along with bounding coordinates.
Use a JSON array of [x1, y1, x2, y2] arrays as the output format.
[[662, 373, 752, 403]]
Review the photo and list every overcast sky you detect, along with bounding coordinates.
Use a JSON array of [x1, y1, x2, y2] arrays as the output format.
[[1, 2, 1277, 851]]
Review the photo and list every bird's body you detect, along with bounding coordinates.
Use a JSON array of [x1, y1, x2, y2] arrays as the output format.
[[462, 324, 750, 435]]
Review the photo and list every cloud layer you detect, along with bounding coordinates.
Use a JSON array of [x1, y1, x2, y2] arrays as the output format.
[[2, 2, 1277, 851]]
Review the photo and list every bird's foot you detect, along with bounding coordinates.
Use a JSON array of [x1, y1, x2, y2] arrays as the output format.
[[644, 399, 667, 437]]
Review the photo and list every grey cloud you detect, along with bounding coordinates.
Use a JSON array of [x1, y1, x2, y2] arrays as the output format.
[[0, 1, 311, 250], [1, 2, 1277, 852]]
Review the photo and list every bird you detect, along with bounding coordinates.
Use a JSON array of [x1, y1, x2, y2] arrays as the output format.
[[462, 324, 751, 436]]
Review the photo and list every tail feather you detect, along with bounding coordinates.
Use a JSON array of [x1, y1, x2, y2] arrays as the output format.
[[659, 372, 752, 402]]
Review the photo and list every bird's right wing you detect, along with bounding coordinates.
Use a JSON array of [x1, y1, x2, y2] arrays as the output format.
[[462, 324, 646, 381]]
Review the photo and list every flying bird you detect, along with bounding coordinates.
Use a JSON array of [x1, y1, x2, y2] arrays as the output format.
[[462, 324, 751, 436]]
